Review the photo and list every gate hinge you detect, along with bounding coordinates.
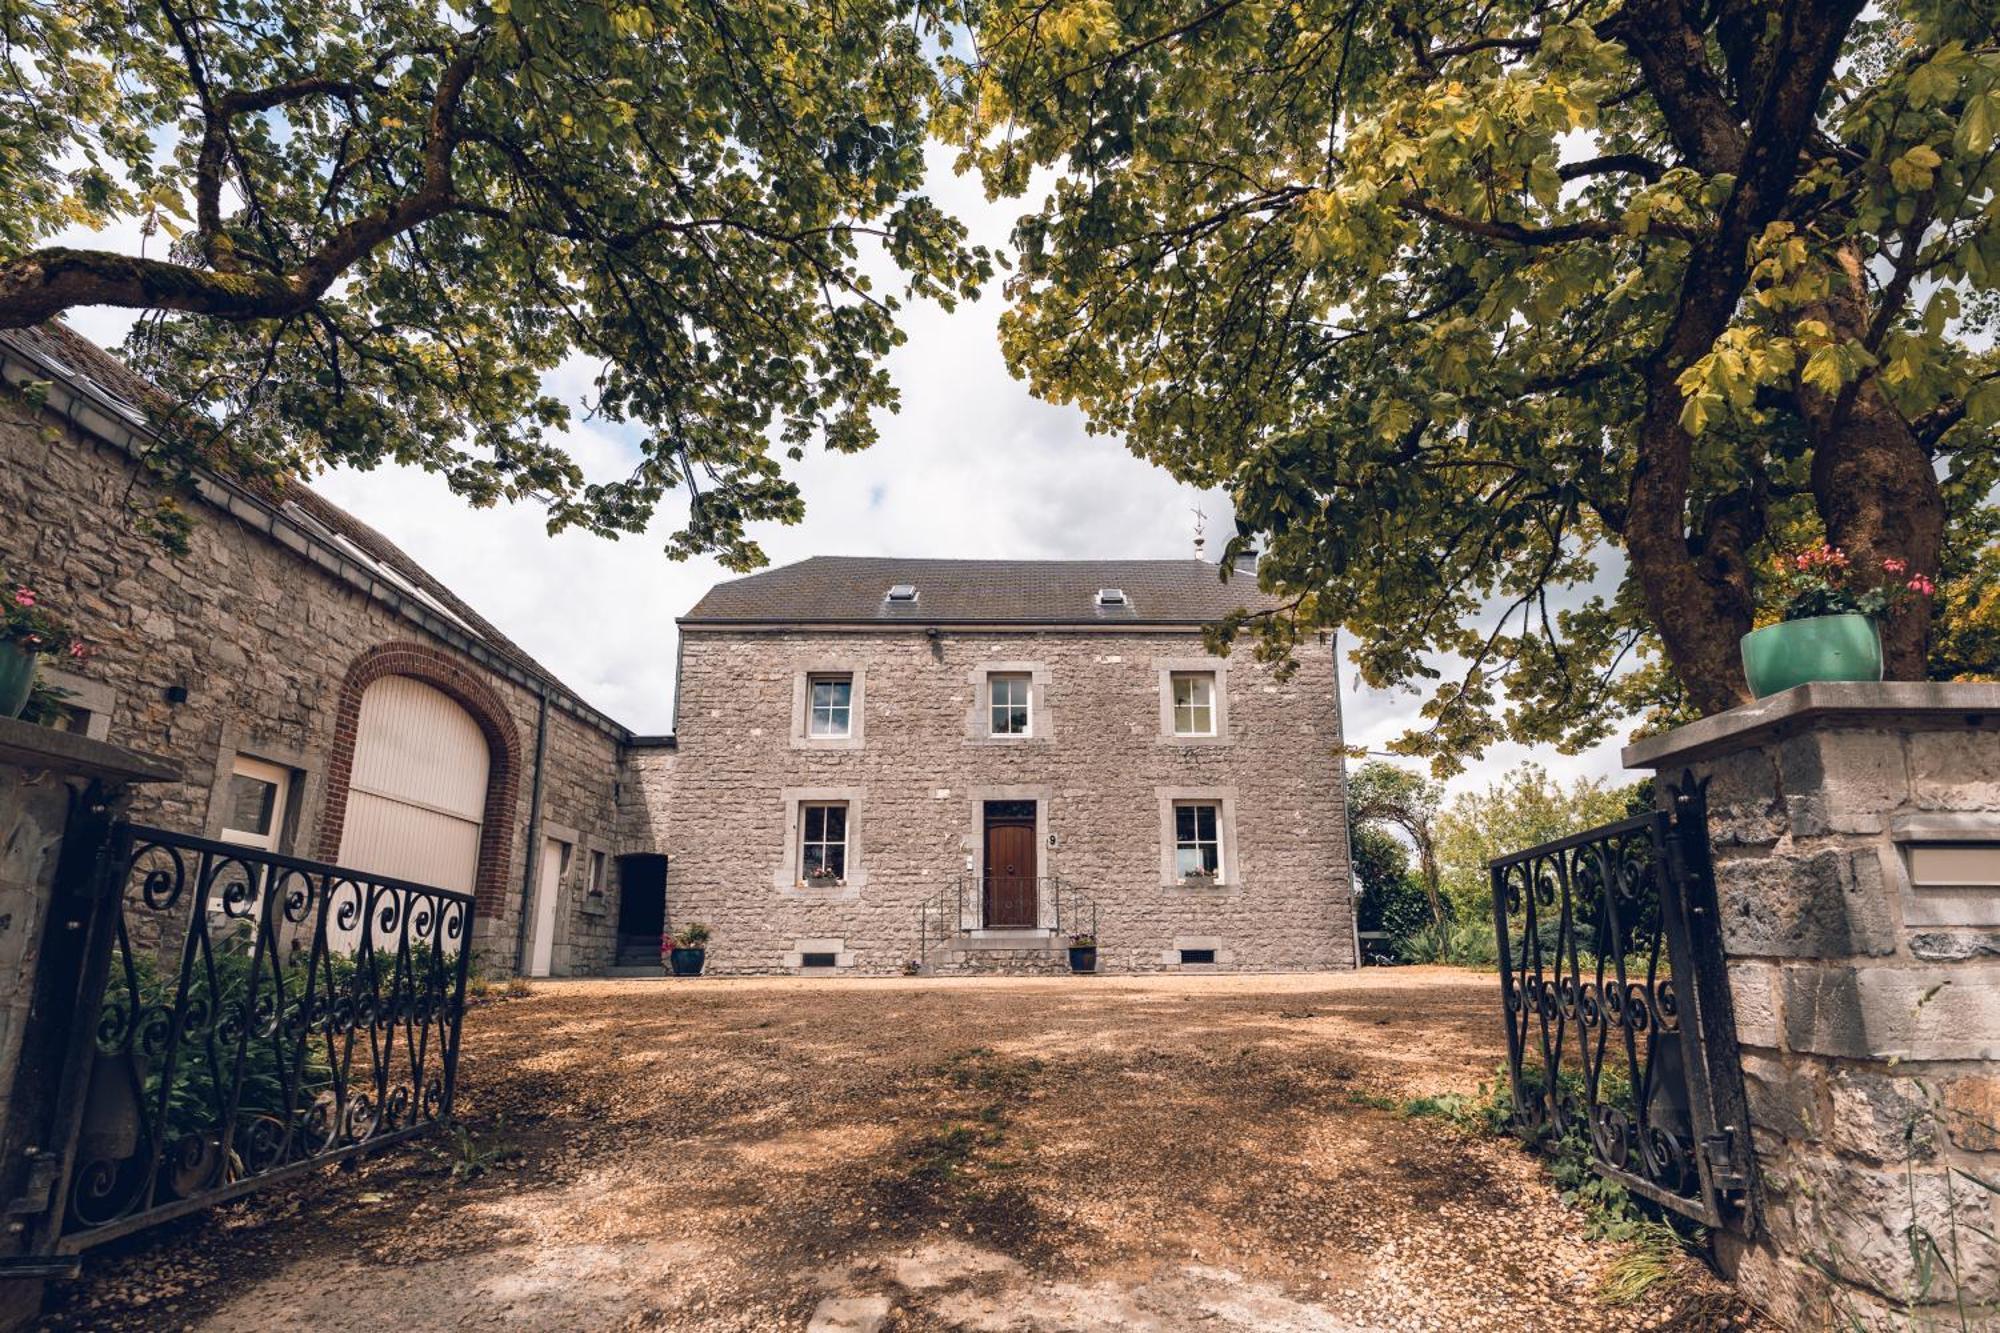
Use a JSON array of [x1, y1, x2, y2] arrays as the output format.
[[1702, 1128, 1751, 1191], [5, 1147, 59, 1218]]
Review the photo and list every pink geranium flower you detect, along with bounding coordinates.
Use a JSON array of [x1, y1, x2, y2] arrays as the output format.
[[1882, 557, 1907, 574], [12, 588, 34, 608]]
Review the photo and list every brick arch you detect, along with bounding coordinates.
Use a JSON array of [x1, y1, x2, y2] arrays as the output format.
[[317, 641, 524, 915]]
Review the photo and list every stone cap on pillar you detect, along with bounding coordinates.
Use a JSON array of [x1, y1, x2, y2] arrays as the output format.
[[1622, 681, 2000, 770], [0, 715, 178, 785]]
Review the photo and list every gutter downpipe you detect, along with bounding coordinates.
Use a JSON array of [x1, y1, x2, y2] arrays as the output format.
[[512, 682, 552, 976], [1333, 629, 1363, 970]]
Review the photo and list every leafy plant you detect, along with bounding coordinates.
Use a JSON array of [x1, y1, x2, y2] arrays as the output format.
[[1068, 933, 1097, 948], [433, 1118, 522, 1183], [667, 922, 711, 951], [1, 572, 87, 657], [1767, 543, 1938, 623]]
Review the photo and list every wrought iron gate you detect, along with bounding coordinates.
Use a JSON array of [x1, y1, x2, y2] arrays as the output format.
[[1489, 774, 1754, 1228], [11, 821, 473, 1261]]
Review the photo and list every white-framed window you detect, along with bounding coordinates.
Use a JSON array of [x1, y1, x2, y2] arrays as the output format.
[[1171, 672, 1217, 737], [801, 802, 849, 882], [588, 848, 608, 897], [808, 674, 853, 737], [1174, 801, 1222, 879], [219, 755, 290, 852], [988, 673, 1032, 736]]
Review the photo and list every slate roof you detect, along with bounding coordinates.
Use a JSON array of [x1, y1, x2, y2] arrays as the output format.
[[2, 321, 576, 700], [682, 556, 1280, 626]]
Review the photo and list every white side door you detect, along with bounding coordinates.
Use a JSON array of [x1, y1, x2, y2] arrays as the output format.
[[528, 837, 569, 977]]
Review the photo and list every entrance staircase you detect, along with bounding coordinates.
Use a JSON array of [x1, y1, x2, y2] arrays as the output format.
[[915, 875, 1098, 976]]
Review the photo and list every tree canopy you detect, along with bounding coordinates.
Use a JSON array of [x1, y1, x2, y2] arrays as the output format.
[[0, 0, 988, 567], [1432, 762, 1640, 917], [953, 0, 2000, 768]]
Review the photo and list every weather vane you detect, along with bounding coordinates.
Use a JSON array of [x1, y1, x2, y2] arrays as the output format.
[[1191, 503, 1208, 558]]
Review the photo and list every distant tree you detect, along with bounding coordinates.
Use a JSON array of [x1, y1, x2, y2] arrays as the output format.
[[1348, 761, 1447, 939], [1435, 763, 1639, 918], [0, 0, 988, 567], [953, 0, 2000, 769], [1350, 824, 1431, 945]]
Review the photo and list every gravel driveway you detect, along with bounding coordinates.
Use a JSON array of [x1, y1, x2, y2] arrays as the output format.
[[40, 969, 1758, 1331]]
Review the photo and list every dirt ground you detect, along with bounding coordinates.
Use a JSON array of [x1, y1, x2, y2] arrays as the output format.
[[39, 968, 1762, 1331]]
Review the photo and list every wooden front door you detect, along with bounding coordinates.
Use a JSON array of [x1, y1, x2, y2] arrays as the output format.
[[983, 817, 1038, 927]]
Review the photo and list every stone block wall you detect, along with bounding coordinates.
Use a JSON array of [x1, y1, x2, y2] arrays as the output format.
[[0, 353, 627, 976], [1625, 683, 2000, 1328], [638, 627, 1353, 974]]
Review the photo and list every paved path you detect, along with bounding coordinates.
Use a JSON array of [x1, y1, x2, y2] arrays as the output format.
[[42, 970, 1754, 1331]]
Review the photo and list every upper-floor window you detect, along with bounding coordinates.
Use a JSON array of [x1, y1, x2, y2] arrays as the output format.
[[808, 674, 853, 737], [801, 802, 849, 883], [989, 674, 1031, 736], [1170, 672, 1217, 737]]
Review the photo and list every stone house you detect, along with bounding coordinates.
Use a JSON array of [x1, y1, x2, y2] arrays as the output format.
[[1, 322, 1355, 976], [632, 558, 1355, 973]]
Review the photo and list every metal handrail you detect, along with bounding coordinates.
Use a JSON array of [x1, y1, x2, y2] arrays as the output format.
[[914, 874, 1102, 970]]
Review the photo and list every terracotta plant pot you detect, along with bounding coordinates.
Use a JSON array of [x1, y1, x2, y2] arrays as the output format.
[[1068, 945, 1097, 974], [0, 641, 35, 720], [668, 947, 706, 977], [1739, 613, 1883, 699]]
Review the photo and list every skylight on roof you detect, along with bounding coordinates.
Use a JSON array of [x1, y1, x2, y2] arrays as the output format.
[[885, 584, 919, 603], [1095, 588, 1128, 606]]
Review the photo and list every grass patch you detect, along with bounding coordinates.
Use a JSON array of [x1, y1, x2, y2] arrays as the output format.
[[1596, 1220, 1688, 1305]]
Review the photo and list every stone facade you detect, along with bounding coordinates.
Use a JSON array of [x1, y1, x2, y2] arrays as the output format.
[[641, 627, 1354, 974], [1624, 683, 2000, 1329], [0, 333, 635, 976]]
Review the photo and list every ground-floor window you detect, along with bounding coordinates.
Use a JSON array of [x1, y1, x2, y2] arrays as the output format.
[[1174, 801, 1221, 879], [801, 802, 849, 883]]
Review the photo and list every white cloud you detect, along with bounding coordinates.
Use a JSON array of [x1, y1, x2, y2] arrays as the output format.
[[46, 147, 1635, 798]]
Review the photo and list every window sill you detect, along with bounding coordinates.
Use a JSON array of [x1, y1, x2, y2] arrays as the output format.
[[965, 734, 1049, 746], [1158, 733, 1231, 746], [1166, 879, 1239, 892]]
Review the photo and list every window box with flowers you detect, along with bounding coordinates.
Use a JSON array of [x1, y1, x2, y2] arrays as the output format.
[[1, 575, 88, 720], [1741, 545, 1936, 698]]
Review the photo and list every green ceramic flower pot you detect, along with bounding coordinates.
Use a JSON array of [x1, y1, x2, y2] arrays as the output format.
[[0, 641, 35, 719], [1739, 613, 1882, 699]]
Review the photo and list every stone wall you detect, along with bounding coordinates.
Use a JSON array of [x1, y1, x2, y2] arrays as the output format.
[[1625, 683, 2000, 1329], [0, 361, 628, 976], [638, 627, 1353, 974]]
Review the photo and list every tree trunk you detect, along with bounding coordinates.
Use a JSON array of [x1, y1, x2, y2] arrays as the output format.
[[1804, 384, 1944, 677]]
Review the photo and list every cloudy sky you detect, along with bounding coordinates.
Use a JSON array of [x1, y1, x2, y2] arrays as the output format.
[[57, 147, 1634, 798]]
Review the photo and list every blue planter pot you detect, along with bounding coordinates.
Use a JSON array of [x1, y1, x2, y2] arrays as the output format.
[[668, 947, 705, 977], [1740, 614, 1883, 699], [0, 642, 35, 719]]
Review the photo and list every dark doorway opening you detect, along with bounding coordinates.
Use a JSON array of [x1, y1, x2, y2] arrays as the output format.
[[616, 854, 669, 966], [982, 800, 1038, 928]]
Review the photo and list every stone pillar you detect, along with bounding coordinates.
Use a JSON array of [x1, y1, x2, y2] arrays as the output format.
[[0, 717, 173, 1329], [1624, 682, 2000, 1329]]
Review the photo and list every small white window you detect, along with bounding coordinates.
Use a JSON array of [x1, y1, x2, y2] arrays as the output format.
[[219, 756, 290, 852], [1095, 588, 1127, 606], [588, 849, 608, 896], [988, 674, 1031, 736], [1174, 801, 1222, 880], [885, 584, 918, 603], [1171, 672, 1216, 737], [801, 802, 849, 883], [808, 674, 853, 737]]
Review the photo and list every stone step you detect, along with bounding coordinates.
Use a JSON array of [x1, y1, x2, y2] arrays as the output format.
[[945, 930, 1064, 954]]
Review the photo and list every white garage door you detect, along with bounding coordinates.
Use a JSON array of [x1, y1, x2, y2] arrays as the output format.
[[336, 675, 490, 895]]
